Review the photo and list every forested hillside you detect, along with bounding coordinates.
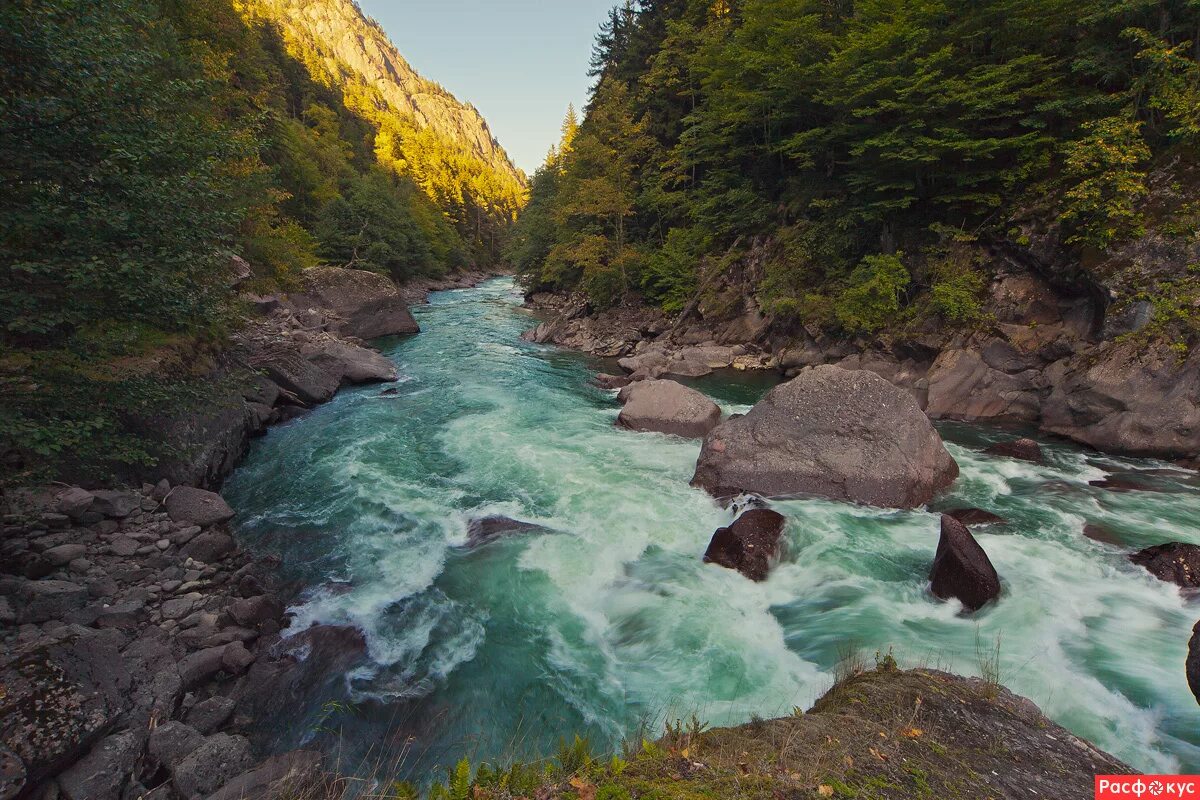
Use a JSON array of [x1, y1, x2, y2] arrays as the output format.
[[511, 0, 1200, 338], [0, 0, 523, 482]]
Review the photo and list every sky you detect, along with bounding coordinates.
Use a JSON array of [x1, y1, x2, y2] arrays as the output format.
[[359, 1, 616, 175]]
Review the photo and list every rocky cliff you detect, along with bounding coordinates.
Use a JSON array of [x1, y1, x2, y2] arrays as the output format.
[[250, 0, 524, 188]]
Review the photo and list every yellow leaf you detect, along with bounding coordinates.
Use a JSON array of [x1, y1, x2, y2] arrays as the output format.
[[680, 747, 689, 759], [902, 727, 923, 738], [818, 785, 835, 797], [568, 777, 596, 800]]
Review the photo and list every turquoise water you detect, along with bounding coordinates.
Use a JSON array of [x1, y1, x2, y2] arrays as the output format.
[[224, 278, 1200, 778]]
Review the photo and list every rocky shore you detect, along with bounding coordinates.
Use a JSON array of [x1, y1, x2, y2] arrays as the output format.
[[522, 260, 1200, 467]]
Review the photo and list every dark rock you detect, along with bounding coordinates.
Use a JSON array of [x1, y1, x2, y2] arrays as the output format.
[[185, 696, 237, 735], [90, 491, 141, 519], [982, 438, 1044, 464], [148, 722, 204, 770], [465, 516, 543, 547], [56, 488, 95, 519], [1188, 621, 1199, 707], [43, 544, 87, 567], [181, 533, 235, 564], [0, 627, 130, 788], [178, 646, 229, 689], [925, 350, 1042, 423], [260, 351, 341, 406], [1130, 543, 1200, 588], [172, 734, 253, 799], [109, 537, 139, 557], [151, 479, 172, 502], [945, 508, 1007, 526], [93, 599, 147, 630], [165, 488, 235, 527], [1089, 476, 1165, 493], [204, 750, 322, 800], [0, 744, 23, 800], [293, 266, 419, 340], [929, 515, 1002, 611], [1082, 523, 1123, 546], [305, 338, 398, 385], [380, 387, 399, 396], [593, 373, 632, 390], [693, 366, 959, 507], [227, 595, 282, 628], [220, 642, 255, 675], [703, 509, 787, 582], [616, 379, 722, 438], [16, 580, 87, 624], [57, 731, 141, 800]]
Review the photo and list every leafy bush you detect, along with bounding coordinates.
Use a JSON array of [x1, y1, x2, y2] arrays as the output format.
[[833, 254, 911, 333], [1058, 116, 1151, 249]]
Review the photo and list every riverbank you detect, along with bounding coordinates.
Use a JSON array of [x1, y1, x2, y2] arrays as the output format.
[[521, 257, 1200, 469]]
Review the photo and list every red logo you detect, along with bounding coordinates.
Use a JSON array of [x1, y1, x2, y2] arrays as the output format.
[[1096, 777, 1200, 799]]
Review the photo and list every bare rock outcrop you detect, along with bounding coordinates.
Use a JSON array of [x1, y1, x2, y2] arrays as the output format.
[[616, 380, 722, 438], [692, 366, 958, 507], [291, 266, 419, 340]]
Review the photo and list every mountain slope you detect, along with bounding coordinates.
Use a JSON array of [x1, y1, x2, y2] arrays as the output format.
[[252, 0, 524, 190]]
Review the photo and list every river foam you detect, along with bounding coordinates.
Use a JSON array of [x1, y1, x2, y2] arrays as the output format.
[[224, 278, 1200, 777]]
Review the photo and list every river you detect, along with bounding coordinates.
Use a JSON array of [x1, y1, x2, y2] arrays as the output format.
[[222, 277, 1200, 780]]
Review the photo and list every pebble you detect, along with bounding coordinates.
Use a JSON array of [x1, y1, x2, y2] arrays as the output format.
[[157, 539, 170, 550]]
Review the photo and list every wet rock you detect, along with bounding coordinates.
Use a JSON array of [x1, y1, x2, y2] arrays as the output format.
[[165, 488, 235, 527], [703, 509, 787, 582], [1188, 621, 1199, 707], [185, 697, 237, 735], [292, 266, 419, 339], [259, 350, 340, 407], [1130, 543, 1200, 588], [380, 387, 399, 396], [616, 379, 722, 439], [1089, 476, 1164, 493], [1082, 523, 1123, 546], [465, 517, 543, 547], [305, 338, 398, 384], [57, 731, 141, 800], [204, 750, 322, 800], [172, 733, 253, 799], [593, 373, 632, 390], [982, 438, 1044, 464], [90, 491, 141, 519], [692, 366, 959, 507], [928, 515, 1002, 611], [181, 533, 234, 564], [945, 508, 1007, 526], [228, 595, 282, 628]]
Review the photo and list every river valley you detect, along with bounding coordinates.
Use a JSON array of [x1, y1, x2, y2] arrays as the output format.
[[223, 278, 1200, 781]]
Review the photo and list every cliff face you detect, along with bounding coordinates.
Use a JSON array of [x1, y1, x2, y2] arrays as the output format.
[[252, 0, 524, 188]]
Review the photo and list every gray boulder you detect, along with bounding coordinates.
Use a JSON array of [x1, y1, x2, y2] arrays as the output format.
[[692, 366, 959, 507], [928, 515, 1002, 611], [204, 750, 322, 800], [15, 579, 87, 624], [89, 490, 141, 518], [57, 731, 141, 800], [305, 338, 397, 384], [56, 488, 95, 518], [186, 697, 237, 735], [165, 487, 235, 527], [172, 734, 253, 799], [148, 721, 204, 770], [617, 379, 721, 438], [181, 532, 235, 563], [292, 266, 419, 339]]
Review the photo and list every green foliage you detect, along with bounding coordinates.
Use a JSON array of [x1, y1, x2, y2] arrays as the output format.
[[834, 254, 911, 334], [1058, 116, 1151, 248]]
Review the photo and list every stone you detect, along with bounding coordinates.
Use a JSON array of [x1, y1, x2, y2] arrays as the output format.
[[925, 349, 1042, 423], [1130, 543, 1200, 588], [1188, 621, 1199, 707], [228, 596, 282, 628], [161, 597, 197, 620], [220, 642, 254, 675], [16, 580, 88, 624], [185, 696, 237, 735], [178, 646, 229, 689], [109, 537, 139, 557], [43, 544, 87, 567], [56, 488, 95, 519], [465, 516, 544, 547], [593, 373, 632, 390], [1089, 476, 1164, 493], [305, 338, 397, 384], [93, 599, 146, 630], [165, 488, 235, 527], [204, 750, 322, 800], [151, 479, 172, 501], [90, 491, 141, 519], [616, 379, 722, 439], [181, 533, 235, 564], [148, 721, 204, 769], [945, 508, 1007, 526], [171, 733, 253, 799], [982, 438, 1044, 464], [928, 515, 1002, 611], [0, 744, 24, 800], [692, 366, 959, 507], [57, 731, 141, 800], [703, 509, 787, 582], [292, 266, 419, 339]]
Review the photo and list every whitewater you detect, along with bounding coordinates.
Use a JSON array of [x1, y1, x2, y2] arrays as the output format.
[[223, 277, 1200, 778]]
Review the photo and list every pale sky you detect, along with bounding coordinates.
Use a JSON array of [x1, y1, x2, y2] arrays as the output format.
[[359, 1, 616, 175]]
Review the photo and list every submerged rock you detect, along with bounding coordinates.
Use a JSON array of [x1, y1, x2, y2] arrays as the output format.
[[616, 379, 722, 439], [1189, 621, 1200, 707], [982, 438, 1044, 464], [1130, 542, 1200, 588], [1089, 476, 1166, 493], [593, 372, 632, 390], [703, 508, 787, 581], [466, 516, 544, 547], [692, 366, 958, 507], [928, 515, 1002, 611]]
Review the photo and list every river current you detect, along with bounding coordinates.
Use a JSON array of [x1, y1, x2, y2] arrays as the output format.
[[223, 278, 1200, 778]]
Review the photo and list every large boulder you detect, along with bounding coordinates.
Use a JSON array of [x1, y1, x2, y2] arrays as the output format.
[[925, 349, 1043, 423], [928, 515, 1002, 611], [1188, 621, 1199, 707], [165, 487, 235, 527], [617, 379, 722, 438], [205, 751, 323, 800], [691, 366, 959, 507], [982, 438, 1044, 464], [1130, 543, 1200, 588], [292, 267, 419, 340], [1041, 341, 1200, 460], [303, 338, 397, 384], [703, 509, 787, 581], [57, 731, 141, 800]]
